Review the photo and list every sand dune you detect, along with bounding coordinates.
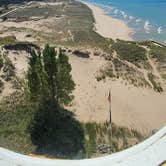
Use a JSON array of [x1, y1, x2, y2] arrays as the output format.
[[68, 53, 166, 134]]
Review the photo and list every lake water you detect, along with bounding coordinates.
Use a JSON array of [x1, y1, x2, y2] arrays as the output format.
[[83, 0, 166, 43]]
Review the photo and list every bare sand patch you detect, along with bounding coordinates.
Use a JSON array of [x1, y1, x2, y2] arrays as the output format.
[[68, 53, 166, 134]]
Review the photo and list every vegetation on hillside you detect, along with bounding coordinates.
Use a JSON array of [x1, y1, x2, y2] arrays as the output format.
[[0, 36, 17, 46], [27, 44, 84, 158], [0, 43, 147, 158], [112, 40, 147, 66], [27, 44, 75, 104], [148, 73, 163, 92], [0, 44, 84, 158], [96, 40, 165, 92], [83, 122, 144, 158]]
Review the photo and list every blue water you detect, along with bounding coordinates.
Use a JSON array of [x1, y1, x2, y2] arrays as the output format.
[[83, 0, 166, 42]]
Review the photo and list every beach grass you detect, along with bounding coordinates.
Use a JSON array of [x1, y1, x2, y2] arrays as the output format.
[[0, 36, 16, 46], [83, 122, 144, 158]]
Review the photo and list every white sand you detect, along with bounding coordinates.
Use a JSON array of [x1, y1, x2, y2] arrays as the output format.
[[83, 2, 133, 40], [68, 54, 166, 134]]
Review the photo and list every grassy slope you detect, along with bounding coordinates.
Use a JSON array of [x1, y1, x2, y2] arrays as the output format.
[[0, 91, 145, 157]]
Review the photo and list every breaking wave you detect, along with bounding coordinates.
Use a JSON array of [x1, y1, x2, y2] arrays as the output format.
[[144, 20, 151, 33], [157, 26, 162, 34]]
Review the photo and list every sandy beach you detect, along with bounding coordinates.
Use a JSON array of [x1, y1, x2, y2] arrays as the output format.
[[83, 2, 133, 40]]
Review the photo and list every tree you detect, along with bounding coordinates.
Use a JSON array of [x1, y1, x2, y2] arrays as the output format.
[[43, 44, 57, 101], [27, 50, 41, 100], [27, 44, 75, 105], [57, 48, 75, 105], [27, 45, 82, 158]]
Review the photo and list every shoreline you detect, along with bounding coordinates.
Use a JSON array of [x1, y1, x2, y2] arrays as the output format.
[[83, 1, 133, 41]]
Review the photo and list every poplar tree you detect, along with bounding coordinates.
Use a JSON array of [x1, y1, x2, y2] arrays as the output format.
[[27, 50, 41, 100], [27, 44, 75, 105], [57, 48, 75, 105], [43, 44, 57, 101]]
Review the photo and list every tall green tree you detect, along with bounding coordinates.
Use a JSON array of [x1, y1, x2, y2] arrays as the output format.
[[43, 44, 57, 101], [57, 48, 75, 105], [27, 44, 75, 105], [27, 50, 41, 100]]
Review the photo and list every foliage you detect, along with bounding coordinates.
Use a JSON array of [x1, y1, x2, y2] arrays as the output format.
[[0, 56, 3, 69], [112, 40, 147, 65], [149, 45, 166, 62], [27, 50, 42, 100], [0, 92, 36, 154], [26, 44, 83, 158], [0, 79, 4, 93], [83, 122, 144, 158], [148, 73, 163, 92], [42, 44, 57, 100], [2, 56, 15, 81], [56, 48, 75, 104], [27, 44, 75, 105], [0, 36, 16, 46], [0, 92, 84, 158]]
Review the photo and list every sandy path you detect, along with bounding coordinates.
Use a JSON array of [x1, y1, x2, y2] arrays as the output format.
[[68, 54, 166, 134], [83, 2, 133, 41]]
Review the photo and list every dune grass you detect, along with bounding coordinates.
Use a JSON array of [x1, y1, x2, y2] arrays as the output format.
[[0, 36, 16, 46]]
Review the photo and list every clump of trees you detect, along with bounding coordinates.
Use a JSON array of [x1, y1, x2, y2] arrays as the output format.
[[27, 44, 84, 158], [27, 44, 75, 105]]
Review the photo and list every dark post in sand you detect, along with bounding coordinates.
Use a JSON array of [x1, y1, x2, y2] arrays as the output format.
[[108, 90, 112, 153]]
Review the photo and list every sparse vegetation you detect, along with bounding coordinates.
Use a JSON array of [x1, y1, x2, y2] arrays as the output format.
[[97, 57, 151, 88], [0, 56, 3, 69], [2, 57, 15, 81], [148, 73, 163, 92], [0, 79, 4, 93], [0, 36, 16, 46], [96, 63, 115, 81], [149, 44, 166, 62], [83, 122, 144, 158], [112, 40, 147, 66]]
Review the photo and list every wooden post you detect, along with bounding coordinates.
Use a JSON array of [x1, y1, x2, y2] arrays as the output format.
[[109, 102, 113, 153], [108, 90, 112, 153]]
